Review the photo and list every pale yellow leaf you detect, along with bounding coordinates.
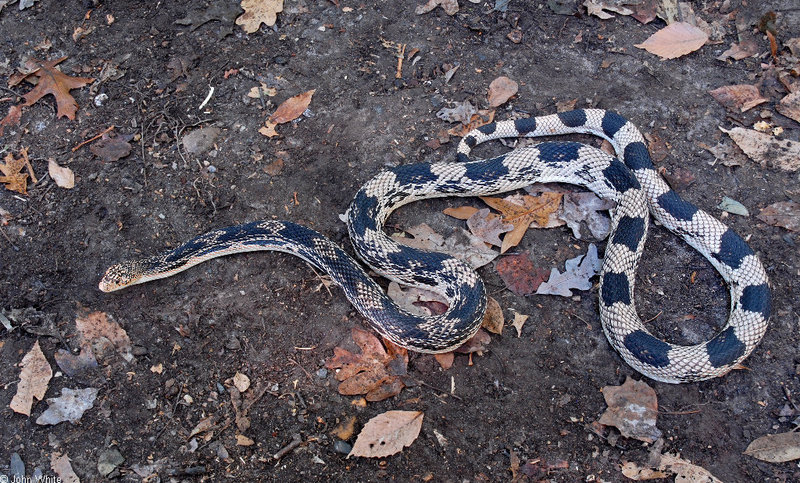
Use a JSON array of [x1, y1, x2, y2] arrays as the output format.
[[236, 0, 284, 33], [48, 159, 75, 189], [511, 312, 528, 337], [233, 372, 251, 392], [348, 410, 423, 458], [10, 340, 53, 416], [634, 22, 708, 59]]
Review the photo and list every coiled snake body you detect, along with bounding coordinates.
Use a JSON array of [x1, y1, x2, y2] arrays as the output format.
[[100, 109, 770, 383]]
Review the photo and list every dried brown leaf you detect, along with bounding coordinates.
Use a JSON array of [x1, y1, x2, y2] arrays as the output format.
[[415, 0, 458, 16], [0, 104, 22, 136], [21, 57, 94, 120], [496, 253, 549, 296], [349, 410, 424, 458], [90, 134, 133, 162], [74, 311, 133, 361], [709, 84, 768, 113], [598, 377, 662, 443], [0, 149, 35, 194], [481, 192, 563, 253], [481, 296, 504, 334], [269, 89, 315, 124], [51, 453, 80, 483], [10, 340, 53, 416], [634, 22, 708, 59], [487, 76, 519, 108], [757, 201, 800, 232], [511, 312, 528, 337]]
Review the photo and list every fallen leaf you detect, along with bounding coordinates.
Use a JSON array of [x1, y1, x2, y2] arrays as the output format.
[[90, 133, 133, 162], [511, 312, 528, 337], [777, 91, 800, 124], [718, 196, 749, 216], [393, 223, 498, 269], [0, 104, 22, 136], [709, 84, 768, 113], [415, 0, 458, 16], [658, 453, 722, 482], [236, 434, 255, 446], [74, 311, 133, 362], [721, 127, 800, 171], [348, 410, 424, 458], [758, 201, 800, 232], [466, 208, 513, 247], [175, 2, 242, 37], [536, 244, 601, 297], [481, 192, 563, 253], [454, 328, 492, 355], [598, 377, 662, 443], [10, 340, 53, 416], [443, 205, 480, 220], [51, 453, 80, 483], [631, 0, 658, 24], [233, 372, 251, 392], [269, 89, 315, 124], [744, 431, 800, 463], [387, 282, 448, 317], [447, 109, 495, 137], [555, 98, 578, 112], [247, 83, 277, 98], [258, 121, 279, 138], [434, 352, 454, 370], [189, 415, 218, 437], [620, 461, 668, 480], [1, 149, 36, 195], [325, 327, 408, 402], [487, 76, 519, 108], [20, 57, 94, 120], [236, 0, 283, 33], [495, 252, 549, 296], [436, 100, 477, 125], [332, 415, 357, 440], [634, 22, 708, 59], [559, 192, 614, 240], [716, 40, 759, 61], [36, 387, 99, 425], [48, 159, 75, 189], [481, 296, 504, 334], [584, 0, 633, 20], [54, 343, 98, 378]]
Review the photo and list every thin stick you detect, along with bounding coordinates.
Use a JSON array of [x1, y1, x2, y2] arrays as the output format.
[[72, 125, 115, 152]]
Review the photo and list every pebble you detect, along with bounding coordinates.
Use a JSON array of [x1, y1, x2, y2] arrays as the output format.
[[333, 440, 352, 454], [315, 368, 328, 379], [97, 448, 125, 477]]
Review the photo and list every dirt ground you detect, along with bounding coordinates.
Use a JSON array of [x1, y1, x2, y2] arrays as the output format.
[[1, 0, 799, 481]]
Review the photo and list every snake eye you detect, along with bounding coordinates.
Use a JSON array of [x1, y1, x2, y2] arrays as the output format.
[[99, 262, 143, 292]]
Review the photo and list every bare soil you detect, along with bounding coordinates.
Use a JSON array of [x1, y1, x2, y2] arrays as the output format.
[[1, 1, 799, 482]]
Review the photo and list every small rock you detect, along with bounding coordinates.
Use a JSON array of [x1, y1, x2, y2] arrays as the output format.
[[316, 368, 328, 379], [182, 127, 221, 154], [131, 345, 149, 356], [225, 337, 241, 350], [10, 452, 25, 479], [273, 55, 288, 65], [333, 440, 352, 454], [97, 448, 125, 477]]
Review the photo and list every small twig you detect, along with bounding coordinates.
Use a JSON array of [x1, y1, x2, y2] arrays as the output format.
[[72, 125, 115, 152], [643, 311, 663, 324], [564, 310, 592, 331], [417, 379, 463, 401], [273, 433, 303, 460]]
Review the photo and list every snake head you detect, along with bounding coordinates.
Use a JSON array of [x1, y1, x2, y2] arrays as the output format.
[[99, 260, 147, 292]]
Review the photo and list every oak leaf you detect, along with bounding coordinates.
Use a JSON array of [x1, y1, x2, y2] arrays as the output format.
[[0, 105, 22, 136], [480, 192, 563, 253], [1, 148, 36, 194], [487, 76, 518, 108], [269, 89, 315, 124], [21, 57, 94, 120], [348, 410, 424, 458], [598, 377, 662, 443], [236, 0, 283, 33], [325, 327, 408, 402]]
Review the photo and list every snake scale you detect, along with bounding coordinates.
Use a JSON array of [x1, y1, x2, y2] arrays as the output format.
[[100, 109, 770, 383]]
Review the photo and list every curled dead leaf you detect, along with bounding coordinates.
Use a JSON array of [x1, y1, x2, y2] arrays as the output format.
[[48, 159, 75, 188]]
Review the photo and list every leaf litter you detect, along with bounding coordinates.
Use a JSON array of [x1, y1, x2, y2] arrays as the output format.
[[260, 89, 315, 138], [36, 387, 99, 425], [9, 340, 52, 416], [536, 244, 601, 297], [348, 410, 424, 458]]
